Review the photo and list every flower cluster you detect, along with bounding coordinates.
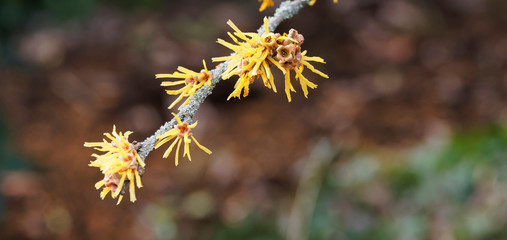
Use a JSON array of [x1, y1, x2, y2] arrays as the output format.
[[155, 113, 212, 166], [309, 0, 339, 6], [258, 0, 339, 12], [156, 60, 212, 110], [258, 0, 274, 12], [85, 126, 145, 204], [212, 17, 328, 102]]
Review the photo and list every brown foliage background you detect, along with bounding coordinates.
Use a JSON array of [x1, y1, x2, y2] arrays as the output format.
[[1, 0, 507, 239]]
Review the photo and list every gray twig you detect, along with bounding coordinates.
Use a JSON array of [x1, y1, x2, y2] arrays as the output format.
[[137, 0, 311, 161]]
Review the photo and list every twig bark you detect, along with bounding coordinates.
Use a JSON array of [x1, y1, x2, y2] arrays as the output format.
[[137, 0, 311, 161]]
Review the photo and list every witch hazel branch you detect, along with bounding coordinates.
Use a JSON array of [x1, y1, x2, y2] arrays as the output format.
[[84, 0, 337, 204]]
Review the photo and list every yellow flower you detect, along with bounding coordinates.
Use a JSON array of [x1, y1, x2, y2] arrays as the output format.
[[156, 60, 212, 109], [258, 0, 274, 12], [309, 0, 339, 6], [213, 18, 328, 102], [271, 29, 328, 102], [154, 113, 212, 166], [213, 17, 290, 100], [259, 0, 339, 12], [85, 125, 145, 204], [273, 50, 329, 102]]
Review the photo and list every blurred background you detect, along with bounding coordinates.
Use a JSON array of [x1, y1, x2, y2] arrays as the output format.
[[1, 0, 507, 239]]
